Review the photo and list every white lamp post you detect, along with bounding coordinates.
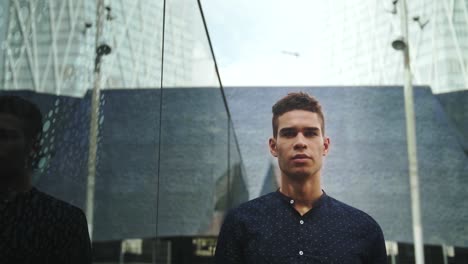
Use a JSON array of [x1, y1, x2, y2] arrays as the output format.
[[86, 0, 112, 240], [392, 0, 425, 263]]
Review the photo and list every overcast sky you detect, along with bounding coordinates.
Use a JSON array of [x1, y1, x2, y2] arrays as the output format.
[[200, 0, 329, 86]]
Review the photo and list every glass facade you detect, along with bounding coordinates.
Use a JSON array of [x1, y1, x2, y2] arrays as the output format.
[[321, 0, 468, 94], [0, 0, 247, 263]]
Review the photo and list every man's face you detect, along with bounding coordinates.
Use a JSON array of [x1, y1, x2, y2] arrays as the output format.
[[0, 113, 30, 179], [269, 110, 330, 180]]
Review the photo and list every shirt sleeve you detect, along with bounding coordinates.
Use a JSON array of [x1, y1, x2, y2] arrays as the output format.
[[214, 210, 245, 264], [367, 226, 388, 264]]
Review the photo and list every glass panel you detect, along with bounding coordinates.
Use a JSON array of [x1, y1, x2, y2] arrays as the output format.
[[0, 0, 246, 263], [161, 0, 219, 89], [0, 1, 171, 263], [92, 1, 164, 263], [227, 122, 249, 210], [155, 0, 244, 262]]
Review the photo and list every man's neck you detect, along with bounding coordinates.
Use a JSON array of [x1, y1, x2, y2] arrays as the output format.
[[279, 173, 323, 215]]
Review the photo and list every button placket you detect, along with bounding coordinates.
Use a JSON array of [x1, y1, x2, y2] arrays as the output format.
[[297, 206, 305, 257]]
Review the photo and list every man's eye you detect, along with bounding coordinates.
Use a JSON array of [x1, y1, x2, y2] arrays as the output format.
[[304, 131, 317, 137], [282, 131, 296, 137]]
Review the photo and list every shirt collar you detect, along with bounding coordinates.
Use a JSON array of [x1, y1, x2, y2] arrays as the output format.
[[275, 188, 329, 208]]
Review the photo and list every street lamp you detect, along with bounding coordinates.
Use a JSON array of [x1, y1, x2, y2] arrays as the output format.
[[391, 0, 425, 263], [86, 0, 112, 240], [391, 37, 406, 51]]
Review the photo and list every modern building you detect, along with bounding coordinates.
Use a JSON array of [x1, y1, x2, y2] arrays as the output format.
[[322, 0, 468, 95], [1, 0, 467, 263], [0, 0, 216, 97]]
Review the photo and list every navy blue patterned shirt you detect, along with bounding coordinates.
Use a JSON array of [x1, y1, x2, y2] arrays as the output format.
[[215, 190, 387, 264], [0, 187, 92, 264]]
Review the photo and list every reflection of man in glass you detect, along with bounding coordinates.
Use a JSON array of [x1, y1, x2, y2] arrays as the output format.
[[215, 92, 387, 263], [0, 95, 92, 263]]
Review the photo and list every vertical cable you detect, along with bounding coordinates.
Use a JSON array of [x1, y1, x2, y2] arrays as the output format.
[[197, 0, 248, 210], [196, 0, 229, 117], [154, 0, 167, 262], [227, 120, 231, 209], [197, 0, 232, 209]]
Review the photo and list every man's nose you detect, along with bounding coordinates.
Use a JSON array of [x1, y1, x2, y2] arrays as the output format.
[[293, 133, 307, 149]]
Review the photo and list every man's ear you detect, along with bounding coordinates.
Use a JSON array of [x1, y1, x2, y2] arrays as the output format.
[[26, 138, 41, 169], [269, 137, 278, 157], [322, 137, 330, 156]]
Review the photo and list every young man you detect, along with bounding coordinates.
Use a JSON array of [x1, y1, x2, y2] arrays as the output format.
[[215, 92, 387, 263], [0, 95, 92, 263]]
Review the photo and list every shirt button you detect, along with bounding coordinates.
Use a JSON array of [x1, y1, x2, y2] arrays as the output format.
[[300, 220, 304, 225], [290, 199, 294, 204], [299, 250, 304, 255]]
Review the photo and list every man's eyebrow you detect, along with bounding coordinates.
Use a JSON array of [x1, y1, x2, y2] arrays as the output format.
[[303, 127, 320, 131], [279, 127, 320, 133], [279, 127, 296, 132]]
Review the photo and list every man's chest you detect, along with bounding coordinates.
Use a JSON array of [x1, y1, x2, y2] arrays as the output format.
[[241, 214, 369, 264], [0, 207, 67, 263]]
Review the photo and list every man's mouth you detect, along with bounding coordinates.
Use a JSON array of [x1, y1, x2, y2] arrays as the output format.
[[292, 154, 310, 160]]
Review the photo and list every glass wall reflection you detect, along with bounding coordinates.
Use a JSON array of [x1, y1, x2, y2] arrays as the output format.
[[0, 0, 246, 263]]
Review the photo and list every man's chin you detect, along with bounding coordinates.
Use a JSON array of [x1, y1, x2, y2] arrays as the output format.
[[285, 170, 311, 181]]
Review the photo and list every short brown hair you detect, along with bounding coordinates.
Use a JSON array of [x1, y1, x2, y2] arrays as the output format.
[[272, 92, 325, 137]]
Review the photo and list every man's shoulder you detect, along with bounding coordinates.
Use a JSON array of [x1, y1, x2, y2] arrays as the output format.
[[225, 192, 278, 219], [32, 188, 86, 218], [327, 195, 382, 230], [235, 191, 278, 209]]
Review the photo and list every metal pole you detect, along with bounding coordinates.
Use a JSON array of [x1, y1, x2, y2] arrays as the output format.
[[167, 241, 172, 264], [442, 244, 448, 264], [86, 0, 105, 240], [399, 0, 425, 263]]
